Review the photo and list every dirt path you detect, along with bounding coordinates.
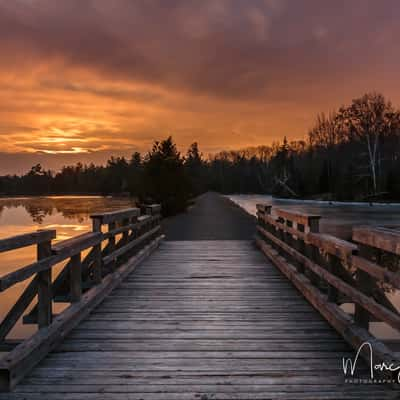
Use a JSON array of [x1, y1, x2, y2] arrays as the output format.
[[162, 192, 256, 240]]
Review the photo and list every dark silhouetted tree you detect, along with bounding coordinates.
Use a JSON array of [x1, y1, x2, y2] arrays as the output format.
[[142, 136, 190, 215]]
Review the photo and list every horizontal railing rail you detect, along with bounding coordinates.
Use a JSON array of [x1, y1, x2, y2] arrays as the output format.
[[255, 203, 400, 371], [0, 205, 163, 391]]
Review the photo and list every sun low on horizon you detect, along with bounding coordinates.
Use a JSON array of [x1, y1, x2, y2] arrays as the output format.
[[1, 0, 400, 174]]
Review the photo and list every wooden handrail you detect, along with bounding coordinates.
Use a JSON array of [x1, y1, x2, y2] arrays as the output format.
[[256, 204, 271, 214], [52, 232, 102, 255], [276, 208, 321, 229], [307, 233, 357, 263], [258, 210, 357, 262], [102, 225, 160, 266], [90, 207, 140, 225], [0, 230, 56, 253], [255, 203, 400, 368], [0, 233, 103, 292], [352, 255, 400, 289], [144, 204, 161, 215], [0, 256, 55, 292], [102, 216, 157, 239], [258, 225, 400, 331], [0, 204, 163, 391], [353, 226, 400, 256]]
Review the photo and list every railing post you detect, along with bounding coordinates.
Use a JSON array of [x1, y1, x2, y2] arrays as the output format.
[[37, 240, 52, 328], [121, 217, 130, 244], [283, 218, 296, 267], [262, 206, 274, 247], [305, 217, 321, 287], [69, 253, 82, 302], [276, 216, 285, 255], [130, 214, 139, 240], [309, 218, 320, 234], [283, 218, 292, 250], [107, 221, 117, 271], [354, 244, 373, 329], [326, 254, 339, 303], [295, 223, 305, 273], [144, 207, 155, 244], [145, 205, 153, 220], [256, 204, 265, 226], [92, 218, 102, 284], [108, 221, 116, 251], [256, 204, 271, 226], [354, 270, 371, 329]]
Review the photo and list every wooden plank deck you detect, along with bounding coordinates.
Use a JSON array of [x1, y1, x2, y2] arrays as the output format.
[[0, 240, 395, 399]]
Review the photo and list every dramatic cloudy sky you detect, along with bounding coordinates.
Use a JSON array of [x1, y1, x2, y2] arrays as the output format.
[[1, 0, 400, 174]]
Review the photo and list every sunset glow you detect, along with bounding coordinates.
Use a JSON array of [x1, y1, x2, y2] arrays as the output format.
[[1, 0, 400, 173]]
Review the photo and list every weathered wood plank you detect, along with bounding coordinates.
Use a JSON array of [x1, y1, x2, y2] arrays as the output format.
[[144, 204, 161, 215], [255, 236, 400, 369], [352, 254, 400, 289], [258, 225, 400, 331], [276, 209, 321, 228], [0, 233, 102, 292], [256, 203, 272, 213], [0, 234, 164, 391], [260, 213, 356, 262], [0, 256, 55, 292], [2, 239, 396, 399], [102, 226, 160, 266], [69, 253, 82, 303], [307, 233, 357, 263], [0, 392, 397, 400], [0, 392, 392, 400], [353, 226, 400, 255], [0, 278, 38, 340], [37, 240, 53, 329], [9, 383, 382, 394]]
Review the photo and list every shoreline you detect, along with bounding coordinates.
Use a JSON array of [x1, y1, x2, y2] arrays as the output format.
[[1, 192, 400, 207], [227, 193, 400, 208]]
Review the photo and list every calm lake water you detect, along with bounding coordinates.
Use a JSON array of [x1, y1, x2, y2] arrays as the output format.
[[0, 196, 136, 341], [229, 194, 400, 341]]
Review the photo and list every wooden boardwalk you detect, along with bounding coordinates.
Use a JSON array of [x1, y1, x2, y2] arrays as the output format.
[[1, 240, 394, 399]]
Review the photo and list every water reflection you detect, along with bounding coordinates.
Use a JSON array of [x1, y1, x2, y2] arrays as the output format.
[[0, 196, 137, 227], [0, 196, 136, 341]]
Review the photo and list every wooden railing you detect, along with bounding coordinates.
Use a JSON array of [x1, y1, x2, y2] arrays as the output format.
[[0, 204, 162, 391], [255, 204, 400, 368]]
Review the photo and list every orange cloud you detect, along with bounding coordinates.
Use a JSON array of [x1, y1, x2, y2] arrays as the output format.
[[1, 0, 400, 173]]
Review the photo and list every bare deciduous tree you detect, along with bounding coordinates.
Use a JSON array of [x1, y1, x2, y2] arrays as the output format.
[[339, 93, 400, 194]]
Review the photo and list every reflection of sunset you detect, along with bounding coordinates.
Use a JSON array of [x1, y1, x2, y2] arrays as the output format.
[[44, 224, 90, 243], [0, 196, 137, 339], [0, 196, 136, 226], [45, 224, 89, 230], [1, 1, 400, 174], [0, 196, 134, 275]]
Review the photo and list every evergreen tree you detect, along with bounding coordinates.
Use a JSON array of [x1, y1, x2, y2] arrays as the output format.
[[142, 136, 190, 215]]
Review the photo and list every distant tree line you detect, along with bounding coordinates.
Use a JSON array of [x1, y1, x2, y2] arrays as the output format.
[[1, 92, 400, 215], [207, 92, 400, 201]]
